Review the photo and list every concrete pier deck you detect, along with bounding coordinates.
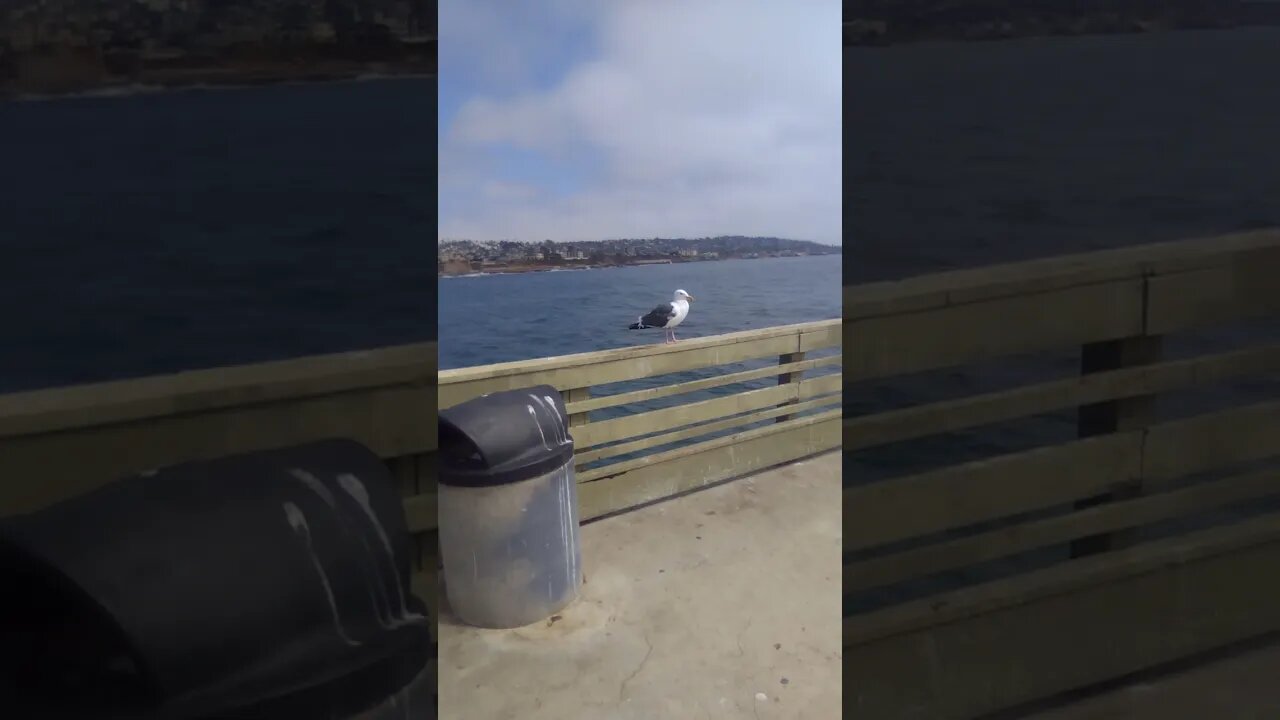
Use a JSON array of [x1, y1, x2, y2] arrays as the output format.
[[437, 451, 842, 720], [1021, 638, 1280, 720]]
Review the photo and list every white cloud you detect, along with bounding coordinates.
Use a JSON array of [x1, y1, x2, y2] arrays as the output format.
[[440, 0, 841, 245], [481, 180, 542, 202]]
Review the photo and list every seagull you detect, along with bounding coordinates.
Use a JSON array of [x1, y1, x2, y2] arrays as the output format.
[[628, 289, 695, 344]]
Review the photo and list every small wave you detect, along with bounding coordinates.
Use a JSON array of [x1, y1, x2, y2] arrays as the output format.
[[13, 84, 167, 102], [9, 72, 431, 104], [353, 72, 434, 82]]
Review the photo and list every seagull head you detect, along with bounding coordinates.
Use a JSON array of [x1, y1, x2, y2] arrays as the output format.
[[674, 289, 694, 303]]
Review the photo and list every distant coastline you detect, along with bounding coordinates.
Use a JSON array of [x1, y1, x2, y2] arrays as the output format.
[[438, 237, 841, 277], [2, 65, 431, 101], [846, 1, 1280, 47], [4, 71, 431, 103], [0, 48, 433, 101], [0, 0, 433, 101], [438, 253, 836, 278]]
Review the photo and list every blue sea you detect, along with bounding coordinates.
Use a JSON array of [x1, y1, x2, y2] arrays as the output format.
[[0, 77, 435, 395], [847, 27, 1280, 285], [438, 255, 841, 369]]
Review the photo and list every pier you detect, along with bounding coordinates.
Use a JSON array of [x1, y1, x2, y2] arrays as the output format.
[[436, 318, 843, 718], [0, 317, 842, 717]]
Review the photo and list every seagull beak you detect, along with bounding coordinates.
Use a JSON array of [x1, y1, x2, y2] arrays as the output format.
[[687, 294, 695, 302]]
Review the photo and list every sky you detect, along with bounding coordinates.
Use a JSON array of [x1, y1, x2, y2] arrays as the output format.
[[438, 0, 842, 246]]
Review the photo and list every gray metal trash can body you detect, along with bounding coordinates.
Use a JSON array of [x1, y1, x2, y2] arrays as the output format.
[[438, 385, 583, 629]]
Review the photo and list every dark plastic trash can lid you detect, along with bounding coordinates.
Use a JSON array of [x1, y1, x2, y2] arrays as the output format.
[[439, 384, 574, 488]]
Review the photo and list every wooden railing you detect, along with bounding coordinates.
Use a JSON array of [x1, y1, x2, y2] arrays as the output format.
[[0, 319, 841, 686], [843, 229, 1280, 720], [0, 343, 441, 682], [438, 318, 843, 523]]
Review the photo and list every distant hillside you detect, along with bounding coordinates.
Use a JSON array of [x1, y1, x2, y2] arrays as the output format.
[[600, 236, 841, 255], [846, 0, 1280, 46], [0, 0, 433, 97], [438, 236, 840, 275], [440, 236, 840, 259]]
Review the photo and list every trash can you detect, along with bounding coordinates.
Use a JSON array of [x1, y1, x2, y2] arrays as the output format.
[[0, 439, 433, 720], [438, 385, 582, 629]]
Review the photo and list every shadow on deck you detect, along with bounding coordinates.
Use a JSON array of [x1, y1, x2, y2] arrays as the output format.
[[1012, 635, 1280, 720], [437, 452, 842, 720]]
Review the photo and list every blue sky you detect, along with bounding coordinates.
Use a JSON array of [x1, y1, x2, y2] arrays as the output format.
[[438, 1, 841, 245]]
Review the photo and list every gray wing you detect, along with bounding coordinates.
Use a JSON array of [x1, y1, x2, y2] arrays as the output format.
[[637, 302, 676, 328]]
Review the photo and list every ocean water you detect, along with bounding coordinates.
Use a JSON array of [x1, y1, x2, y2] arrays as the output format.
[[845, 27, 1280, 612], [0, 77, 436, 395], [847, 27, 1280, 285], [439, 255, 841, 369]]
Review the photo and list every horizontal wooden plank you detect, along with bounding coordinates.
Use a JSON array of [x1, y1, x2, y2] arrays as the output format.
[[845, 508, 1280, 647], [440, 319, 836, 383], [0, 342, 437, 438], [438, 319, 839, 408], [0, 384, 438, 516], [800, 323, 843, 352], [844, 465, 1280, 593], [578, 400, 842, 483], [565, 355, 840, 415], [846, 279, 1144, 383], [845, 261, 1136, 323], [1144, 399, 1280, 482], [573, 382, 791, 449], [441, 334, 801, 409], [798, 372, 842, 400], [574, 394, 841, 466], [844, 343, 1280, 452], [1147, 245, 1280, 335], [572, 374, 838, 450], [844, 229, 1280, 322], [577, 411, 840, 521], [843, 432, 1143, 552], [844, 520, 1280, 720]]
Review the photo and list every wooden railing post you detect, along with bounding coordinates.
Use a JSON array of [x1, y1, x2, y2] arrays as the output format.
[[563, 386, 591, 429], [776, 351, 807, 423], [1069, 334, 1163, 557]]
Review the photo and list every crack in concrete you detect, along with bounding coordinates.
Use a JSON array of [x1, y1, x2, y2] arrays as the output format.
[[619, 632, 653, 702]]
